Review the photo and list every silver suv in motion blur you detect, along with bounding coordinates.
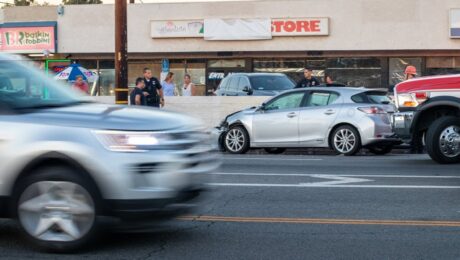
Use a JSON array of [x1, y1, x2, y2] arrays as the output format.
[[0, 54, 218, 252]]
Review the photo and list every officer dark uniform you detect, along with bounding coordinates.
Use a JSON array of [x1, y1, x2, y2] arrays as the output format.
[[143, 77, 162, 107], [295, 77, 321, 88]]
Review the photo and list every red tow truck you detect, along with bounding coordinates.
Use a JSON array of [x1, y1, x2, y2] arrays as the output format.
[[393, 74, 460, 164]]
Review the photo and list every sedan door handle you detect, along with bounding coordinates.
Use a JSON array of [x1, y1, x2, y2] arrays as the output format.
[[287, 112, 297, 118], [324, 109, 335, 115]]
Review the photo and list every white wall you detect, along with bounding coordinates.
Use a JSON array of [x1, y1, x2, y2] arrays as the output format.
[[58, 5, 115, 53], [56, 0, 460, 54], [90, 96, 269, 129], [2, 6, 56, 22]]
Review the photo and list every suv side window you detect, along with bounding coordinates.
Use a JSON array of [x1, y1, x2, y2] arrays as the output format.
[[306, 91, 339, 107], [265, 92, 305, 111], [238, 77, 251, 91], [218, 77, 229, 91], [227, 76, 240, 92]]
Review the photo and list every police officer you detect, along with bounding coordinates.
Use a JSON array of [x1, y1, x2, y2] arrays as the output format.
[[142, 68, 164, 108], [295, 68, 321, 88]]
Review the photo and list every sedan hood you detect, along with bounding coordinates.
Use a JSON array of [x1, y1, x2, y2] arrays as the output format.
[[17, 103, 202, 131]]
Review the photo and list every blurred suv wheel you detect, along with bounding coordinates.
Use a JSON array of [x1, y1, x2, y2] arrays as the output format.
[[14, 166, 100, 252]]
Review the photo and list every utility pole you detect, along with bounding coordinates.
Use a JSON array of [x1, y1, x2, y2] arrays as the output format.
[[114, 0, 128, 104]]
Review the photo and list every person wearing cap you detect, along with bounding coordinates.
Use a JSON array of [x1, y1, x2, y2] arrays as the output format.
[[404, 65, 417, 81], [295, 68, 321, 88]]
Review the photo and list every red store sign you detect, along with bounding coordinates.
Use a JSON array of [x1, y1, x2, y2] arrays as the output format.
[[271, 18, 329, 36]]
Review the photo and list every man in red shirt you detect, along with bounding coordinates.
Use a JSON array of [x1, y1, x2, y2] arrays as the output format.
[[72, 75, 89, 94]]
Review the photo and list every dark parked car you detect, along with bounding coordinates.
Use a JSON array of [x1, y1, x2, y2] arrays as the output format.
[[215, 73, 295, 96]]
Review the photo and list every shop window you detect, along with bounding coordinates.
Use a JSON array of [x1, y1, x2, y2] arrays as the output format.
[[253, 59, 307, 83], [208, 59, 245, 68], [389, 58, 422, 86], [97, 69, 115, 96], [185, 61, 206, 96], [326, 57, 382, 88], [426, 57, 460, 76]]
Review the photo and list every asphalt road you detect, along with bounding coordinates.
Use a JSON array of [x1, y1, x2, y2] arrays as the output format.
[[2, 154, 460, 259]]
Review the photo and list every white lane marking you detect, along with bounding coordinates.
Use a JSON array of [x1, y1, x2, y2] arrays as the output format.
[[208, 183, 460, 189], [299, 175, 372, 186], [210, 172, 460, 179], [223, 157, 323, 161]]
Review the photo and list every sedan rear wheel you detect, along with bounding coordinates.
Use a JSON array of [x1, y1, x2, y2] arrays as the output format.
[[224, 126, 250, 154], [331, 126, 361, 156]]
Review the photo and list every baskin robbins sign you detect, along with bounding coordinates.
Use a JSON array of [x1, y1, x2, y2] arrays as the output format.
[[0, 22, 57, 53], [151, 18, 329, 39]]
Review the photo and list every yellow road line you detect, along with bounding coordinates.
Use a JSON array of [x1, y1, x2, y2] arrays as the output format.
[[177, 215, 460, 227]]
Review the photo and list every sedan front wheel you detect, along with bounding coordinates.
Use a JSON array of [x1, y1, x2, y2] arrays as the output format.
[[224, 126, 250, 154]]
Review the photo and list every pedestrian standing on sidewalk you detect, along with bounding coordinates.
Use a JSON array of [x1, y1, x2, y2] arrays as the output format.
[[143, 68, 164, 108], [162, 72, 176, 97], [183, 74, 195, 96], [130, 77, 146, 106], [295, 68, 320, 88]]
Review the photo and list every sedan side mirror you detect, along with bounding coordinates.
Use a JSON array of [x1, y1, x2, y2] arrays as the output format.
[[258, 102, 266, 111]]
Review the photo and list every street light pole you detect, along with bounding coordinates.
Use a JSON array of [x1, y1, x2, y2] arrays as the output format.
[[115, 0, 128, 104]]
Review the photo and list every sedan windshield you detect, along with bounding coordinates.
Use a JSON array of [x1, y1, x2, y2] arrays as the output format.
[[0, 54, 81, 110], [249, 75, 295, 91]]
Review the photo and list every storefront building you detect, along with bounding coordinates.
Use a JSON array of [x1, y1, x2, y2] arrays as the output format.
[[1, 0, 460, 96]]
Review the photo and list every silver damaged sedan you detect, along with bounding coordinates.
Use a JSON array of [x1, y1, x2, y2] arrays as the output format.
[[217, 87, 400, 155], [0, 54, 219, 252]]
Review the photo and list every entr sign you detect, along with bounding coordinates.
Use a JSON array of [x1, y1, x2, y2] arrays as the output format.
[[272, 18, 329, 36]]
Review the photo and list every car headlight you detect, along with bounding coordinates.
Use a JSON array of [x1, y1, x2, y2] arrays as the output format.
[[92, 130, 174, 152]]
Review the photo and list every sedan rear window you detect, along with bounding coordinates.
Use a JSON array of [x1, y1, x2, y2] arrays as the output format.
[[351, 91, 391, 104]]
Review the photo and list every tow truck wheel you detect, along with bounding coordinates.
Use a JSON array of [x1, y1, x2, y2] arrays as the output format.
[[426, 116, 460, 164]]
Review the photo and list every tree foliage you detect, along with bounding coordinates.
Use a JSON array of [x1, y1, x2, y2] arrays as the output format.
[[62, 0, 102, 4], [14, 0, 34, 6]]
